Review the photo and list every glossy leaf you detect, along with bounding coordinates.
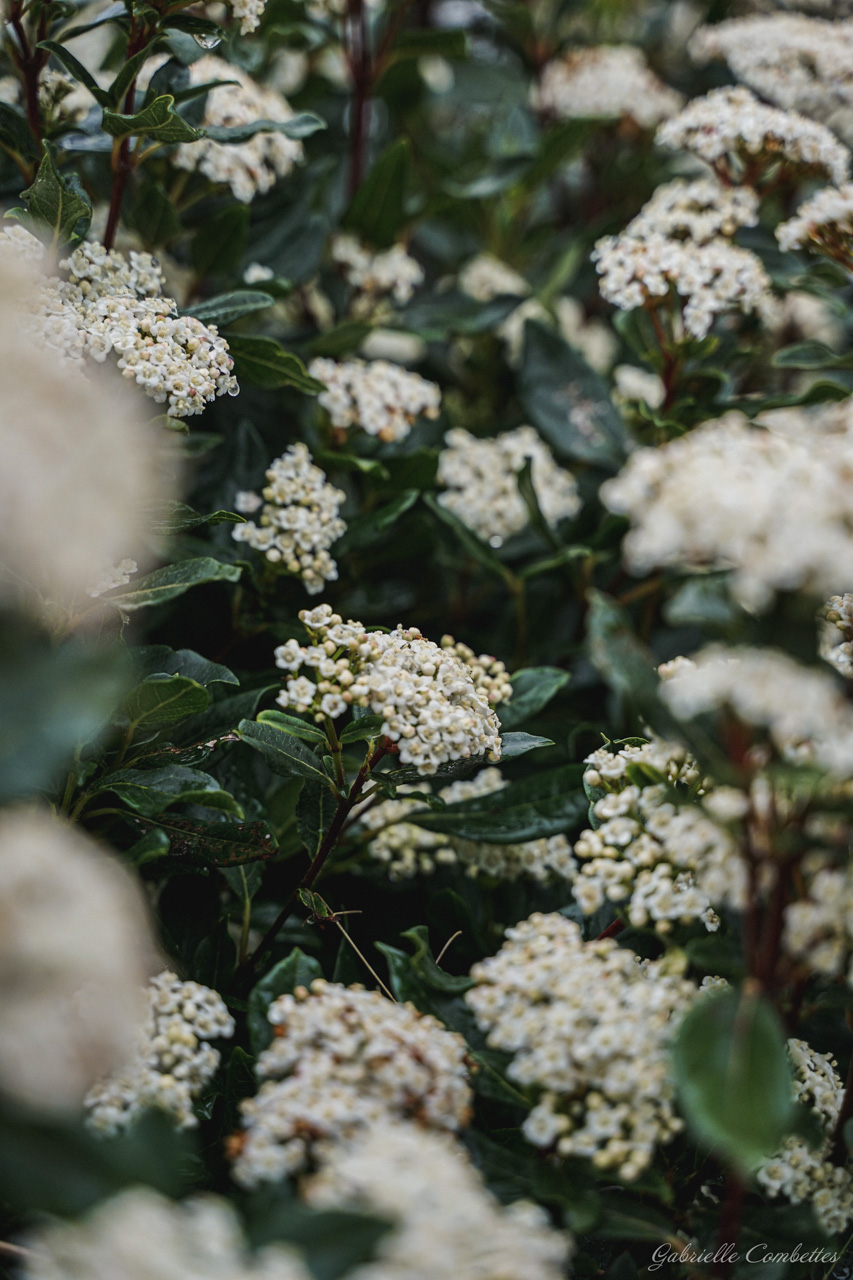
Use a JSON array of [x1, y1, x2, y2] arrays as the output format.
[[109, 558, 242, 611]]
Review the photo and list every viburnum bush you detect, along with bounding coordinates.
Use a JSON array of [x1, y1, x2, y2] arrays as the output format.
[[5, 0, 853, 1276]]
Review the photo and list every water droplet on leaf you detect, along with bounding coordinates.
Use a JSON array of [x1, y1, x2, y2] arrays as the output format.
[[193, 32, 222, 49]]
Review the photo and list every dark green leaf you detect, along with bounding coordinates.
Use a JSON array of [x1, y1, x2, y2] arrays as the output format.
[[126, 826, 171, 865], [343, 138, 410, 249], [423, 493, 506, 576], [335, 490, 420, 552], [223, 1046, 256, 1133], [248, 949, 324, 1054], [339, 715, 384, 745], [499, 731, 554, 759], [0, 1105, 191, 1217], [37, 40, 110, 105], [672, 988, 795, 1175], [135, 647, 238, 688], [182, 291, 274, 327], [191, 204, 249, 278], [102, 93, 204, 142], [499, 667, 570, 730], [0, 623, 128, 803], [520, 321, 627, 469], [256, 708, 326, 743], [107, 39, 165, 108], [297, 779, 338, 857], [238, 718, 336, 787], [100, 764, 242, 817], [127, 177, 181, 245], [411, 764, 586, 842], [109, 557, 242, 610], [205, 112, 325, 143], [129, 814, 278, 867], [226, 334, 324, 392], [772, 340, 851, 371], [144, 501, 244, 533], [124, 674, 210, 727], [17, 144, 91, 246]]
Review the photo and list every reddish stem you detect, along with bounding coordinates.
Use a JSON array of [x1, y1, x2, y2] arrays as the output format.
[[236, 741, 389, 980], [9, 4, 47, 150], [103, 26, 146, 251]]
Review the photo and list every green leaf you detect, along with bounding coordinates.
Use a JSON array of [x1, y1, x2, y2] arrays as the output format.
[[222, 860, 265, 905], [519, 321, 627, 470], [126, 826, 171, 865], [246, 1190, 391, 1280], [238, 718, 336, 787], [128, 814, 278, 867], [102, 93, 204, 142], [0, 1105, 191, 1218], [586, 590, 661, 713], [499, 731, 554, 758], [297, 779, 338, 858], [422, 493, 506, 577], [107, 39, 166, 107], [135, 647, 238, 688], [226, 334, 324, 392], [772, 340, 851, 371], [127, 177, 181, 246], [17, 144, 91, 247], [0, 102, 36, 159], [223, 1046, 257, 1133], [335, 490, 420, 552], [256, 708, 326, 743], [204, 112, 325, 143], [387, 28, 467, 60], [124, 674, 210, 728], [144, 501, 244, 533], [411, 764, 586, 842], [37, 40, 111, 105], [248, 949, 324, 1054], [109, 557, 241, 610], [170, 684, 276, 747], [499, 667, 570, 730], [0, 622, 128, 803], [672, 988, 795, 1175], [343, 138, 410, 249], [191, 203, 249, 278], [100, 765, 242, 817], [182, 290, 274, 327], [399, 925, 474, 993], [339, 715, 384, 745]]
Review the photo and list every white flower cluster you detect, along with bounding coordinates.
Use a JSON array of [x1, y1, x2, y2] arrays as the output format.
[[84, 971, 235, 1134], [231, 444, 346, 594], [0, 243, 170, 611], [1, 227, 238, 416], [531, 45, 684, 129], [657, 86, 850, 187], [777, 183, 853, 266], [437, 426, 581, 548], [0, 67, 93, 125], [689, 15, 853, 124], [22, 1187, 311, 1280], [232, 980, 472, 1186], [466, 913, 697, 1180], [458, 253, 529, 301], [305, 1122, 573, 1280], [757, 1039, 853, 1236], [87, 559, 138, 599], [601, 410, 853, 610], [659, 645, 853, 777], [821, 594, 853, 678], [360, 768, 576, 882], [308, 357, 441, 441], [456, 257, 615, 370], [783, 857, 853, 985], [273, 604, 506, 774], [153, 56, 303, 203], [230, 0, 268, 33], [574, 740, 746, 931], [613, 364, 665, 409], [625, 178, 760, 245], [331, 234, 424, 307], [592, 231, 777, 340], [0, 809, 157, 1114]]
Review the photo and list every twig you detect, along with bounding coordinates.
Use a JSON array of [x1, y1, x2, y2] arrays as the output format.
[[334, 919, 397, 1001], [435, 930, 462, 967]]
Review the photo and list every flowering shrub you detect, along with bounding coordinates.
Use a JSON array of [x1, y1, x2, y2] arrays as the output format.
[[4, 0, 853, 1276]]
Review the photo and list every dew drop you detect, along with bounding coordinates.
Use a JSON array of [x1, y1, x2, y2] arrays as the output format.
[[193, 32, 222, 49]]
